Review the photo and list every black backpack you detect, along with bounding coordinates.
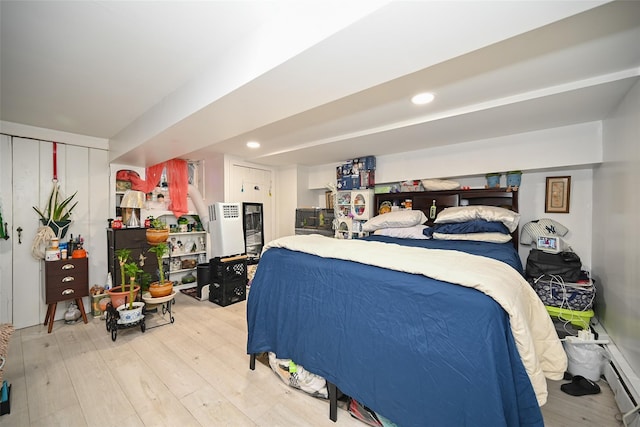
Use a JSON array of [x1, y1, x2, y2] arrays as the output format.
[[525, 249, 582, 282]]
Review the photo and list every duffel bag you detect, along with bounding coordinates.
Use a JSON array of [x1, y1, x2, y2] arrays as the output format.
[[530, 276, 595, 310], [525, 249, 582, 282]]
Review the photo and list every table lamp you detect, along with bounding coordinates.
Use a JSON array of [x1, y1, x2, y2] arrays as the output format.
[[120, 190, 145, 228]]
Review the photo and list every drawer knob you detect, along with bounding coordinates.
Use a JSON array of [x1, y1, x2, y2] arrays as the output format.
[[62, 264, 75, 270], [62, 289, 75, 295], [62, 276, 75, 282]]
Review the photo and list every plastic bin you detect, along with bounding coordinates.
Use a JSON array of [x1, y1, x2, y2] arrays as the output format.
[[545, 306, 594, 329]]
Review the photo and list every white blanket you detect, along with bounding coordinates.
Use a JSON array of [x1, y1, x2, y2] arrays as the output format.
[[265, 234, 567, 405]]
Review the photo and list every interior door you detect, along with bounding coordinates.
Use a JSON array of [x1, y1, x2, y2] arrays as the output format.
[[229, 164, 273, 246]]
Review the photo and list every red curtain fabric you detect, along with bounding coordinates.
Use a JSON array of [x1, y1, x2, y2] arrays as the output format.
[[165, 159, 189, 218], [130, 159, 189, 218]]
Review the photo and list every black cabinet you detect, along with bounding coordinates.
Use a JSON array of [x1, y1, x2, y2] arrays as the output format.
[[107, 228, 159, 288]]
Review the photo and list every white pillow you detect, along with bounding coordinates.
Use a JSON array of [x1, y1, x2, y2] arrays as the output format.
[[363, 210, 428, 232], [434, 206, 520, 233], [421, 179, 460, 191], [432, 232, 512, 243], [373, 225, 430, 239]]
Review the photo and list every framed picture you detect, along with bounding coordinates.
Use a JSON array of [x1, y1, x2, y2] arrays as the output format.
[[325, 191, 334, 210], [545, 176, 571, 213]]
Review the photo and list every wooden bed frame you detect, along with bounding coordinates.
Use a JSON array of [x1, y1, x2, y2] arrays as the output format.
[[374, 187, 519, 247], [249, 187, 520, 422]]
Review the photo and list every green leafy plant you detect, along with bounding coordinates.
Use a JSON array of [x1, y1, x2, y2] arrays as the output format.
[[122, 261, 142, 309], [115, 248, 132, 288], [148, 242, 169, 285], [33, 183, 78, 222], [139, 271, 152, 292], [149, 217, 167, 229]]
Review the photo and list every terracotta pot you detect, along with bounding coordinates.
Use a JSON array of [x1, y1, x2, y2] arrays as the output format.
[[107, 285, 140, 309], [148, 281, 173, 298], [146, 228, 169, 246]]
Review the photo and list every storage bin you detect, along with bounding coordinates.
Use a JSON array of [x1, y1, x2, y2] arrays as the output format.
[[209, 279, 246, 307], [211, 256, 247, 283], [545, 305, 594, 329]]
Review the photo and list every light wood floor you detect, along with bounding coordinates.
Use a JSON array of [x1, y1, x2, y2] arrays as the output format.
[[1, 293, 623, 426]]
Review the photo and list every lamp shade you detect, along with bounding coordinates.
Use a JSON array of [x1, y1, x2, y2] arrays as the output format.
[[120, 190, 145, 208]]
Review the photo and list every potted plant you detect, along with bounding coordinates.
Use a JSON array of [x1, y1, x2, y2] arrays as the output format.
[[107, 248, 141, 309], [122, 262, 142, 310], [146, 217, 169, 246], [147, 242, 173, 298], [116, 261, 145, 324], [32, 182, 78, 238]]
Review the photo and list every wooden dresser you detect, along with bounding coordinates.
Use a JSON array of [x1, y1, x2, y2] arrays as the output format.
[[43, 258, 89, 333]]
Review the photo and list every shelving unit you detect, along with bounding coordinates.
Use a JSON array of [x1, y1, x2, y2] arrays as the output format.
[[156, 215, 207, 290], [335, 189, 374, 239]]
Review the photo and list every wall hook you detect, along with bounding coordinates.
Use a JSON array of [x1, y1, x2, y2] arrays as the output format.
[[17, 226, 23, 244]]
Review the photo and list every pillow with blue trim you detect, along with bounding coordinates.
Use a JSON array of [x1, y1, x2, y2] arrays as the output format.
[[430, 219, 510, 235]]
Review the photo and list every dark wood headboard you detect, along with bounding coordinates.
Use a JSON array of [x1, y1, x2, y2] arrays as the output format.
[[374, 188, 519, 247]]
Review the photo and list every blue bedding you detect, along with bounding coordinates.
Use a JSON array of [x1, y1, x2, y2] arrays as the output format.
[[247, 238, 542, 427]]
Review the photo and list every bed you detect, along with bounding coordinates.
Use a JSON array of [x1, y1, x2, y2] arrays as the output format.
[[247, 189, 566, 427]]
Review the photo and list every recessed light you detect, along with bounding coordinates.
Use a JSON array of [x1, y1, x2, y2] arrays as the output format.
[[411, 92, 435, 105], [246, 141, 260, 149]]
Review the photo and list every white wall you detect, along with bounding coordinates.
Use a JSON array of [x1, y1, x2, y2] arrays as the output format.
[[515, 169, 593, 270], [303, 122, 599, 269], [594, 79, 640, 376], [276, 166, 298, 238]]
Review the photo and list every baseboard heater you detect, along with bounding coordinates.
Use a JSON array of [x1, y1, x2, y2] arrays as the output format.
[[595, 324, 640, 427]]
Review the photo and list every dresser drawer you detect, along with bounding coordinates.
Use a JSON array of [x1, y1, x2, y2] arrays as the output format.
[[44, 258, 89, 303], [45, 279, 88, 303]]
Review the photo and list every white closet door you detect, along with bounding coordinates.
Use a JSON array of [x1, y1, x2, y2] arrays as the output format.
[[12, 137, 45, 328], [0, 135, 13, 323]]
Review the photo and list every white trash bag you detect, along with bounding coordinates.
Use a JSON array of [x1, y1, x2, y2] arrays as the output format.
[[563, 341, 609, 381]]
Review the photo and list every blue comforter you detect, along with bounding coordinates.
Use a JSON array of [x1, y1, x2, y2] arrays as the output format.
[[247, 237, 542, 427]]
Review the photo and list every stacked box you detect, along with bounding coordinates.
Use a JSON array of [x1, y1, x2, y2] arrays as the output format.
[[209, 256, 247, 306], [336, 156, 375, 190]]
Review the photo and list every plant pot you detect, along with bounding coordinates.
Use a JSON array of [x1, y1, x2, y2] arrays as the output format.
[[116, 301, 145, 324], [107, 285, 140, 309], [148, 281, 173, 298], [485, 173, 502, 188], [146, 228, 169, 246], [41, 219, 71, 239], [506, 171, 522, 187]]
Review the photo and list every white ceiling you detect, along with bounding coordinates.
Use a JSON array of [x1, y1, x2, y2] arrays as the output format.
[[1, 1, 639, 168]]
